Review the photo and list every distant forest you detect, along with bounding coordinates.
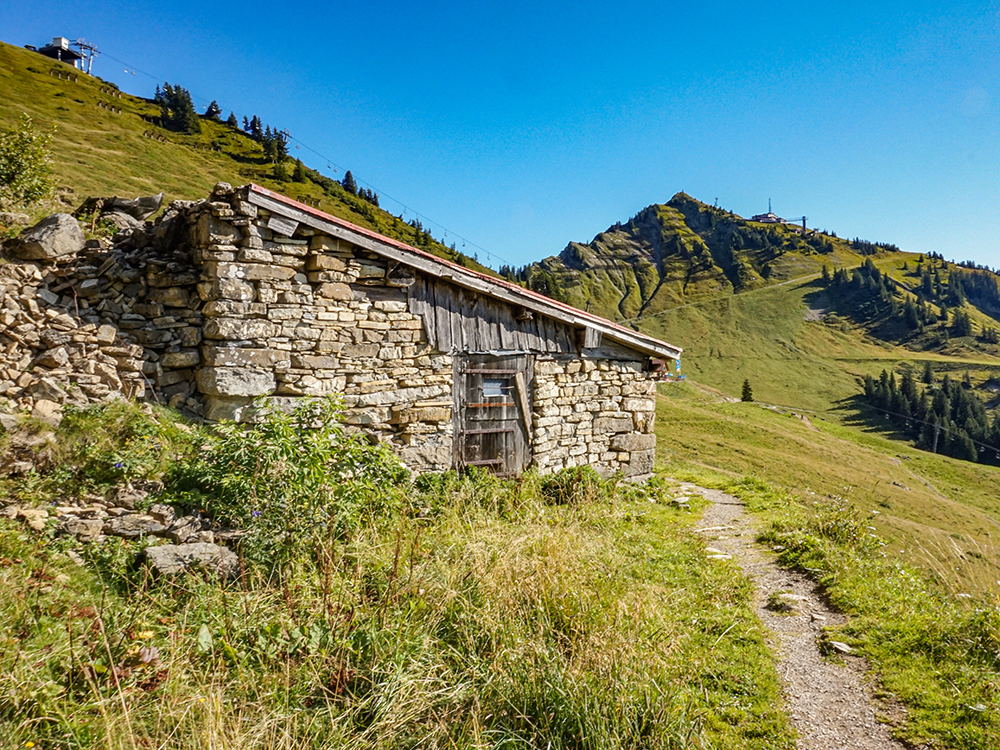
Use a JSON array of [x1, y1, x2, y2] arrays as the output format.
[[863, 367, 1000, 465], [823, 256, 999, 342]]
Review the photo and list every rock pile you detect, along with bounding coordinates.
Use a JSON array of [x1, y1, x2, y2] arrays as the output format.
[[0, 194, 210, 422], [1, 484, 243, 578]]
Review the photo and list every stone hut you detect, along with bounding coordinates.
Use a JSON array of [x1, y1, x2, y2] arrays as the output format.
[[200, 185, 681, 478], [0, 183, 682, 479]]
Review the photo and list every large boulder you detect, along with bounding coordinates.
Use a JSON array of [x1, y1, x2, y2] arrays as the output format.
[[6, 213, 85, 261]]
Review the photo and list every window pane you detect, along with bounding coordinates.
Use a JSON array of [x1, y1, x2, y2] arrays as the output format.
[[482, 379, 507, 398]]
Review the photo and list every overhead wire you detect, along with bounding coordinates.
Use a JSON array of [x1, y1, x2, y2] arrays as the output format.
[[94, 49, 516, 270], [755, 399, 1000, 458]]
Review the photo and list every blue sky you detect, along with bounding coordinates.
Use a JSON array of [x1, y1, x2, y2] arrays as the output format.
[[5, 1, 1000, 269]]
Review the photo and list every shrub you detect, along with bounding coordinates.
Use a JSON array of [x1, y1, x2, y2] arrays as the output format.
[[172, 397, 409, 572], [2, 400, 201, 503], [0, 113, 54, 207], [540, 465, 608, 505]]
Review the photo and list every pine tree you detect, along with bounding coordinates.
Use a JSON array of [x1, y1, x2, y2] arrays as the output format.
[[292, 159, 307, 183], [226, 112, 239, 128], [243, 116, 250, 132], [952, 309, 973, 337], [272, 129, 288, 160], [205, 100, 222, 120], [741, 379, 754, 402], [342, 170, 357, 195], [157, 82, 201, 134], [261, 126, 274, 160]]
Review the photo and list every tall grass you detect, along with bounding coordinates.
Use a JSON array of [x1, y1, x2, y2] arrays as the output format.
[[0, 405, 793, 749]]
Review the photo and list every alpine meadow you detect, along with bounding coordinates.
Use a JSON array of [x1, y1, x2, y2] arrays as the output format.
[[2, 31, 1000, 750]]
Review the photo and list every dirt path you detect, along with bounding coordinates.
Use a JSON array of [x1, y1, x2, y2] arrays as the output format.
[[681, 482, 911, 750]]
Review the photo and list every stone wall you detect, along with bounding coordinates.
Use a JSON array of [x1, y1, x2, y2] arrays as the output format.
[[532, 356, 657, 478], [1, 183, 659, 476], [0, 199, 203, 424], [191, 186, 454, 471]]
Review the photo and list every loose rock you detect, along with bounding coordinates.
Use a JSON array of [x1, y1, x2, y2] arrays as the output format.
[[141, 542, 239, 578], [6, 213, 85, 261], [103, 514, 166, 539]]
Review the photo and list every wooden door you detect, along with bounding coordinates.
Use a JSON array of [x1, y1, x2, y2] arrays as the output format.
[[454, 354, 533, 476]]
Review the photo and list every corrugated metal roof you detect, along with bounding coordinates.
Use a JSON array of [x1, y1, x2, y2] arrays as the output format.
[[247, 184, 683, 360]]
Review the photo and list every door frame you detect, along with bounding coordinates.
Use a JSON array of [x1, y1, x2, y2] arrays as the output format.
[[452, 352, 534, 476]]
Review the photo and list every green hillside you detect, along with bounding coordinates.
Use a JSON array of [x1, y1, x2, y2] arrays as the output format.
[[520, 193, 1000, 419], [520, 193, 866, 319], [0, 40, 488, 273]]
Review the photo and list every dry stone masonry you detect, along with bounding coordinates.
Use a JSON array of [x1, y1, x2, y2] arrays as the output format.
[[0, 183, 676, 478], [533, 357, 656, 477]]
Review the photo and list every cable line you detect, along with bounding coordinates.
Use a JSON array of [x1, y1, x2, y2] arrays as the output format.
[[94, 48, 514, 269]]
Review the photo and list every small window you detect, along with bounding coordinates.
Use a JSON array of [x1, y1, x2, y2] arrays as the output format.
[[482, 379, 507, 398]]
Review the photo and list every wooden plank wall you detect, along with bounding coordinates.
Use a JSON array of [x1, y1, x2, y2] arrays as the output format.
[[410, 276, 578, 353]]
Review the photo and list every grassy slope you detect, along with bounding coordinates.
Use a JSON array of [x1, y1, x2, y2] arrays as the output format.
[[656, 381, 1000, 595], [0, 402, 795, 750], [0, 40, 489, 273], [644, 268, 1000, 412]]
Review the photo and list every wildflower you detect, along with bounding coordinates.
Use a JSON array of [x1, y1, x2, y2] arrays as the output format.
[[114, 462, 124, 469], [252, 510, 262, 517]]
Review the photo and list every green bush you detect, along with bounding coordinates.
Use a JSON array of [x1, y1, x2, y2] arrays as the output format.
[[172, 397, 409, 572], [0, 113, 53, 207], [2, 401, 200, 504], [540, 465, 608, 505]]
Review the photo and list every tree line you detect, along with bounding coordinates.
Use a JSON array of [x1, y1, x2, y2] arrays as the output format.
[[823, 257, 998, 343], [863, 366, 1000, 464]]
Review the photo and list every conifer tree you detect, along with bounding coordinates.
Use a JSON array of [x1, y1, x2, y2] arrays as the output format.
[[272, 129, 288, 160], [292, 159, 307, 183], [156, 82, 200, 134], [226, 112, 239, 128], [741, 379, 754, 402], [342, 170, 358, 195], [205, 100, 222, 120]]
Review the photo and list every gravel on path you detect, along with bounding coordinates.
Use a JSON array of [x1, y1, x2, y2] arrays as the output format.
[[683, 482, 912, 750]]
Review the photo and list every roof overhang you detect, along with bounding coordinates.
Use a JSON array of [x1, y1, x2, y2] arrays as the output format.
[[245, 184, 683, 360]]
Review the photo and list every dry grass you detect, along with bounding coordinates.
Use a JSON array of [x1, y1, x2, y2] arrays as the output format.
[[0, 468, 794, 749]]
